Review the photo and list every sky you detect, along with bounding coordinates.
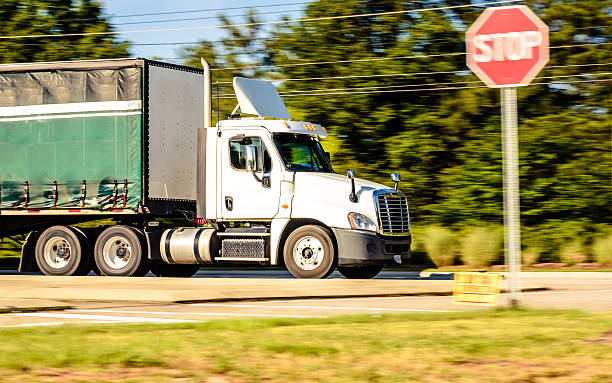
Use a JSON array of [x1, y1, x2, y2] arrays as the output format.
[[102, 0, 311, 62]]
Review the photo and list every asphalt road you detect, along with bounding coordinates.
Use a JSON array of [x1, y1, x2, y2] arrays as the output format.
[[0, 271, 610, 328], [0, 269, 453, 280]]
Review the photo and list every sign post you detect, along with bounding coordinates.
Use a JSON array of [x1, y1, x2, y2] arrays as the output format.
[[466, 5, 549, 307], [501, 87, 521, 306]]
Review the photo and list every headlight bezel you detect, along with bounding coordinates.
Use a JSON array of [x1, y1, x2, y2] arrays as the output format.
[[347, 212, 377, 232]]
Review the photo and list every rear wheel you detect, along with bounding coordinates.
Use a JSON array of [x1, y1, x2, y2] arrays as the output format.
[[283, 225, 336, 279], [338, 265, 383, 279], [35, 226, 90, 276], [94, 226, 149, 276], [150, 262, 200, 278]]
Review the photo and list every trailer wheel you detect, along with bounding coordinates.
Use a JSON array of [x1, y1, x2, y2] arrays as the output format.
[[338, 265, 383, 279], [94, 226, 149, 276], [283, 225, 336, 279], [150, 262, 200, 278], [35, 226, 90, 276]]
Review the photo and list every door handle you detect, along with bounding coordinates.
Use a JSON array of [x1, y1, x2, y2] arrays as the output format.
[[225, 196, 233, 211]]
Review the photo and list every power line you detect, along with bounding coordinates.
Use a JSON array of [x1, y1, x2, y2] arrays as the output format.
[[278, 72, 612, 94], [207, 42, 611, 71], [547, 62, 612, 69], [215, 78, 610, 99], [214, 74, 611, 97], [109, 1, 311, 19], [550, 42, 612, 49], [214, 53, 466, 71], [0, 0, 523, 40], [115, 8, 304, 26], [212, 63, 612, 84]]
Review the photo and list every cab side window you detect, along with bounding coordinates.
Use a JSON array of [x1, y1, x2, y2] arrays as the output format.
[[229, 136, 271, 172]]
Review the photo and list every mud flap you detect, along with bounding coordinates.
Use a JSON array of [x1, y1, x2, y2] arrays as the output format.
[[18, 231, 40, 272]]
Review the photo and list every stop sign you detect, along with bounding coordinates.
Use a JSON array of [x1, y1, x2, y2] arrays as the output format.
[[466, 5, 549, 87]]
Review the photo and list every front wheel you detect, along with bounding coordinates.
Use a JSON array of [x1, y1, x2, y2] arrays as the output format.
[[94, 226, 149, 276], [338, 265, 383, 279], [283, 225, 336, 279]]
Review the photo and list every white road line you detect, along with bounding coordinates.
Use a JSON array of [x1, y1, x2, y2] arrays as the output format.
[[69, 310, 320, 318], [12, 312, 191, 323], [191, 303, 452, 312]]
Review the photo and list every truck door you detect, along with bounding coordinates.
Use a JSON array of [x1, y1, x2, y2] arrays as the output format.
[[220, 130, 281, 219]]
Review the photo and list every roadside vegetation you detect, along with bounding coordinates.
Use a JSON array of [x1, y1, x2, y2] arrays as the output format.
[[0, 310, 610, 382], [0, 0, 610, 270]]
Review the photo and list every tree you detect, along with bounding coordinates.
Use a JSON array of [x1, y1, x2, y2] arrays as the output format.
[[180, 10, 275, 125], [0, 0, 129, 64], [268, 0, 610, 235]]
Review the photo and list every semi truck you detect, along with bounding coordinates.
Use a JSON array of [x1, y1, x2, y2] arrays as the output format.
[[0, 58, 411, 279]]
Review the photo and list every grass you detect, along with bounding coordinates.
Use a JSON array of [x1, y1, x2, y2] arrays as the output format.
[[0, 310, 611, 382]]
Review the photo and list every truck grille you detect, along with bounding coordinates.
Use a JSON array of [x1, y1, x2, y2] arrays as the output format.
[[376, 192, 410, 235]]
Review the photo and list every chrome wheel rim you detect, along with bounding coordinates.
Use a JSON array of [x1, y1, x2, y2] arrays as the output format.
[[293, 236, 324, 271], [43, 237, 72, 269], [102, 236, 131, 269]]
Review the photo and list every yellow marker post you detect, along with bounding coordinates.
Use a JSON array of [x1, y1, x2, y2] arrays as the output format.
[[453, 272, 502, 306]]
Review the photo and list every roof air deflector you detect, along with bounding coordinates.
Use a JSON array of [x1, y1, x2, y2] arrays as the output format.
[[233, 77, 291, 120]]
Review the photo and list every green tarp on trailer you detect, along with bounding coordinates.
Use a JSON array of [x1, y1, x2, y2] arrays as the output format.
[[0, 67, 142, 211]]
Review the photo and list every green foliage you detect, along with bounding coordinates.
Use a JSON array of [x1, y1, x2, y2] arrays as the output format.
[[460, 226, 502, 267], [422, 225, 457, 267], [172, 2, 611, 257], [592, 234, 612, 266], [0, 0, 129, 63], [559, 240, 587, 265], [522, 246, 542, 266]]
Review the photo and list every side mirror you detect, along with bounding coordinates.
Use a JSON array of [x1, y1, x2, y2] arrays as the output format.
[[347, 169, 357, 203], [325, 151, 331, 162], [391, 173, 401, 190], [246, 145, 257, 171], [246, 145, 269, 188]]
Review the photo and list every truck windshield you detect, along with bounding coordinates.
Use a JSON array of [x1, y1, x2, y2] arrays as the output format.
[[273, 133, 334, 172]]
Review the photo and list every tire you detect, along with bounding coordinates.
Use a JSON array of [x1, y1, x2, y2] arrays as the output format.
[[71, 227, 95, 275], [338, 265, 383, 279], [283, 225, 336, 279], [35, 226, 90, 276], [94, 226, 150, 276], [150, 262, 200, 278]]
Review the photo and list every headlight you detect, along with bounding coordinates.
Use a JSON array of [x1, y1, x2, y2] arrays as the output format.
[[348, 212, 377, 232]]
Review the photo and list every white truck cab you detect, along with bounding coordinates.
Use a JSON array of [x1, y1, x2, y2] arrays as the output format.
[[190, 69, 412, 278]]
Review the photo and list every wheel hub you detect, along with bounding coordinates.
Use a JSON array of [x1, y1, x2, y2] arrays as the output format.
[[293, 236, 324, 271], [43, 237, 72, 269], [302, 248, 314, 258], [102, 236, 132, 269]]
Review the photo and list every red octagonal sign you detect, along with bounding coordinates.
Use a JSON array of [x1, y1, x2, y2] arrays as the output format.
[[466, 5, 549, 88]]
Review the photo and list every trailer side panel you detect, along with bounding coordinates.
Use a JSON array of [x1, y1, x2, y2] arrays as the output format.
[[146, 62, 203, 213]]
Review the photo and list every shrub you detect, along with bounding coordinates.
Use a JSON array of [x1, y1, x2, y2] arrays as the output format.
[[460, 226, 502, 268], [592, 235, 612, 266], [559, 240, 587, 265], [522, 247, 541, 266], [422, 225, 457, 267]]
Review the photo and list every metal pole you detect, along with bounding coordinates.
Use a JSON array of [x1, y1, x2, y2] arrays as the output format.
[[501, 87, 521, 307], [201, 58, 211, 128]]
